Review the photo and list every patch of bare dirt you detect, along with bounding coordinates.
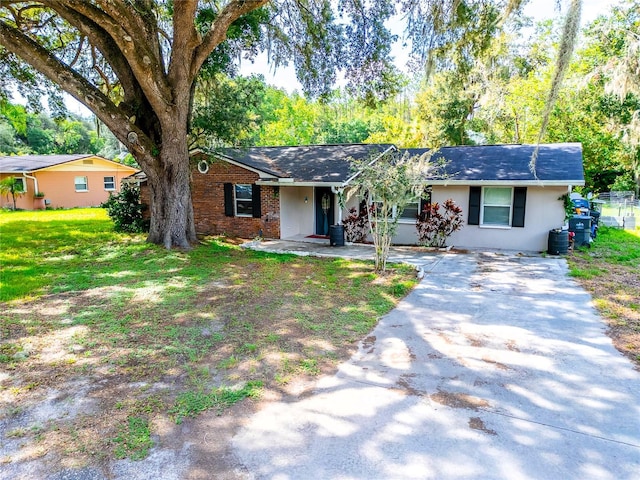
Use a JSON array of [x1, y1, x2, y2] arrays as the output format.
[[396, 374, 422, 396], [430, 390, 490, 411], [505, 340, 520, 352], [481, 357, 510, 370], [1, 253, 416, 478], [468, 416, 497, 436]]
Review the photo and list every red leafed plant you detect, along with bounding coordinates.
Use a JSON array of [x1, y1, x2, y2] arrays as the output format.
[[342, 205, 369, 243], [416, 199, 463, 247]]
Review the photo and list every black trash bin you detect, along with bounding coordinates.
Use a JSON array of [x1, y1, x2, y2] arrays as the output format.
[[548, 229, 569, 255], [569, 215, 591, 247], [329, 225, 345, 247]]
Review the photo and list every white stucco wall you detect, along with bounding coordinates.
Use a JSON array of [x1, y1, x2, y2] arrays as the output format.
[[341, 185, 569, 252], [280, 186, 315, 238]]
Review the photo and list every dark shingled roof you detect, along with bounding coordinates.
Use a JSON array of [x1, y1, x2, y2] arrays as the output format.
[[405, 143, 584, 184], [219, 144, 395, 183], [217, 143, 584, 185], [0, 154, 98, 172]]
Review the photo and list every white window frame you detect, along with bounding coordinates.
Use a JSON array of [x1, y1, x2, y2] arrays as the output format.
[[234, 184, 253, 217], [75, 176, 88, 192], [368, 198, 420, 223], [480, 187, 513, 228], [13, 177, 26, 193], [103, 176, 116, 191], [398, 201, 420, 223]]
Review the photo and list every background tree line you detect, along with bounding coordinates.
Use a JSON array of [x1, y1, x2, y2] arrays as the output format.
[[2, 1, 637, 196]]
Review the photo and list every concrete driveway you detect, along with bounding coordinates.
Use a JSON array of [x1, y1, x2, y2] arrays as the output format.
[[233, 248, 640, 479]]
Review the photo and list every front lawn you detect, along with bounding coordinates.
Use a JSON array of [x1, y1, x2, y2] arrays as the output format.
[[567, 227, 640, 366], [0, 208, 417, 466]]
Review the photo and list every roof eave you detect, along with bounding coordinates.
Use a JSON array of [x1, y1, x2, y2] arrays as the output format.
[[256, 180, 346, 187], [429, 179, 585, 187], [214, 154, 283, 179]]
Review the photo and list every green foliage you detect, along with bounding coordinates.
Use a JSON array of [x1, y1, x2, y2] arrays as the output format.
[[416, 199, 464, 247], [258, 90, 321, 146], [54, 119, 94, 154], [348, 150, 435, 271], [169, 381, 263, 424], [112, 416, 153, 460], [101, 184, 148, 233], [0, 120, 19, 155], [558, 193, 575, 222], [0, 99, 107, 155], [0, 176, 25, 210], [611, 171, 637, 192], [0, 99, 28, 135], [191, 74, 266, 148], [0, 208, 419, 463]]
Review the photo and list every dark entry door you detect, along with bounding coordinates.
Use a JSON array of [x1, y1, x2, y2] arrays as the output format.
[[315, 187, 334, 236]]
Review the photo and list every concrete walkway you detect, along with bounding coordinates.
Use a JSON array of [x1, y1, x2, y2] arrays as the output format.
[[234, 241, 640, 479], [242, 239, 449, 274]]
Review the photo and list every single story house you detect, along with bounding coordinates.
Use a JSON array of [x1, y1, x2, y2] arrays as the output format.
[[136, 142, 584, 252], [0, 154, 138, 210]]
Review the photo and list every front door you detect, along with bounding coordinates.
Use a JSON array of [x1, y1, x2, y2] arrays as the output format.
[[315, 187, 334, 236]]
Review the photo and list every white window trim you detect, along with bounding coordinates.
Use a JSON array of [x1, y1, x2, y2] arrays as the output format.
[[234, 184, 253, 217], [75, 176, 88, 192], [368, 199, 420, 224], [397, 201, 420, 223], [480, 186, 513, 228], [104, 176, 116, 191], [14, 177, 27, 193]]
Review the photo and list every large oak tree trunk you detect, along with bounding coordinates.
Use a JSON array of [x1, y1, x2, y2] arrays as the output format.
[[144, 120, 197, 249]]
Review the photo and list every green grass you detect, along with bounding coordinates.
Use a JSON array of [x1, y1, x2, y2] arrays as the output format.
[[568, 226, 640, 367], [0, 208, 154, 301], [112, 416, 153, 460], [0, 208, 418, 462], [569, 227, 640, 278], [169, 380, 263, 424]]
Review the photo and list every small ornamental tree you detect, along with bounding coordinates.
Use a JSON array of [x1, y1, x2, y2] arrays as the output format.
[[0, 176, 25, 210], [348, 149, 434, 272], [416, 199, 464, 248]]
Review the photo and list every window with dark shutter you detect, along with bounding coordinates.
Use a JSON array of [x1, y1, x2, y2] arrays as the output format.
[[512, 187, 527, 227], [252, 184, 261, 218], [468, 186, 481, 225], [224, 183, 234, 217]]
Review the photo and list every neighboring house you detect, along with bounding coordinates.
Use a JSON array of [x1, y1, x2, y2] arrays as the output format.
[[0, 154, 138, 210], [135, 142, 584, 252]]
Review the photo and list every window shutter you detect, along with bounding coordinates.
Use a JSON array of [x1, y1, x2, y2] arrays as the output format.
[[468, 186, 481, 225], [252, 184, 261, 218], [512, 187, 527, 228], [224, 183, 234, 217]]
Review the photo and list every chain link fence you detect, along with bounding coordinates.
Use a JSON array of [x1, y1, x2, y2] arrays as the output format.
[[596, 191, 639, 229]]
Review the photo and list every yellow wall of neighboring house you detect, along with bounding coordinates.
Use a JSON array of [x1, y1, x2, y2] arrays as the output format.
[[0, 156, 137, 210]]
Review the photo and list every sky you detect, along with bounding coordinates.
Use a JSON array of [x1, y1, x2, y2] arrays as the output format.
[[63, 0, 622, 116], [236, 0, 622, 94]]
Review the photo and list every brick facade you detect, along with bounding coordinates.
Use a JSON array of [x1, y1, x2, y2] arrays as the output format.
[[191, 157, 280, 239]]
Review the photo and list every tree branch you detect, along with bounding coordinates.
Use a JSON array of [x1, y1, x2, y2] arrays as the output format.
[[45, 0, 172, 111], [0, 19, 155, 160], [45, 4, 149, 113], [192, 0, 270, 77]]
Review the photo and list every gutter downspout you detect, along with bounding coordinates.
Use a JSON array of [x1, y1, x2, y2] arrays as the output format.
[[331, 185, 344, 224], [22, 172, 39, 194]]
